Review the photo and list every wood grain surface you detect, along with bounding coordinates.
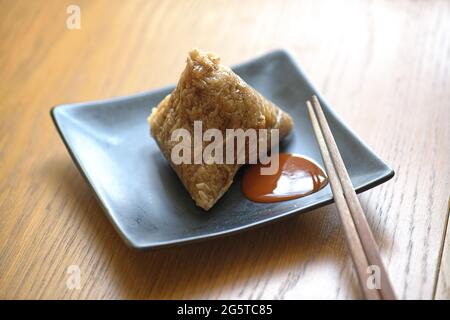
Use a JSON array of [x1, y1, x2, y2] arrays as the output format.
[[0, 0, 449, 299]]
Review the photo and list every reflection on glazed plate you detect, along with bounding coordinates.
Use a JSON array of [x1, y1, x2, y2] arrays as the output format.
[[51, 49, 394, 250]]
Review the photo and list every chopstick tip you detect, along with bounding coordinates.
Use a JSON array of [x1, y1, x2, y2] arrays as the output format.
[[312, 95, 319, 104], [306, 100, 314, 113]]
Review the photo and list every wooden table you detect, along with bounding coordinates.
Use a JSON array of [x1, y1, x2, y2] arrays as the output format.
[[1, 0, 449, 300]]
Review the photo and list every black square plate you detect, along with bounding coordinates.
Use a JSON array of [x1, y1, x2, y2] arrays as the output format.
[[51, 49, 394, 249]]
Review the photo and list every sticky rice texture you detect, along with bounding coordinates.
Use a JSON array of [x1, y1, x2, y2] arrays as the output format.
[[148, 49, 293, 210]]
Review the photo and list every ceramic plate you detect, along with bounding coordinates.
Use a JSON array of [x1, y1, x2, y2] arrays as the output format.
[[51, 49, 394, 249]]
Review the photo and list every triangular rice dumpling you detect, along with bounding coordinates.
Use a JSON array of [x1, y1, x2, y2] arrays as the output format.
[[148, 49, 293, 210]]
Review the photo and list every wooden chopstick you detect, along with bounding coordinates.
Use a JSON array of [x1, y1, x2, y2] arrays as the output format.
[[306, 96, 396, 300]]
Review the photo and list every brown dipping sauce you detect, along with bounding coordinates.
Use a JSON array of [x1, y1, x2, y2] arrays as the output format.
[[242, 153, 328, 203]]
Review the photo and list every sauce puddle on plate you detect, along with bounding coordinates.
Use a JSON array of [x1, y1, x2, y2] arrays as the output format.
[[242, 153, 328, 203]]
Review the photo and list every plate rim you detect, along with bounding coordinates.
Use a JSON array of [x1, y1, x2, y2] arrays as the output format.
[[50, 48, 395, 250]]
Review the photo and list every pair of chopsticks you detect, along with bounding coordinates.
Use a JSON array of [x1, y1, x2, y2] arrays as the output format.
[[306, 96, 396, 300]]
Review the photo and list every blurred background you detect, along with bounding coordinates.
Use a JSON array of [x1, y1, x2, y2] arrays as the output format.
[[0, 0, 449, 299]]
